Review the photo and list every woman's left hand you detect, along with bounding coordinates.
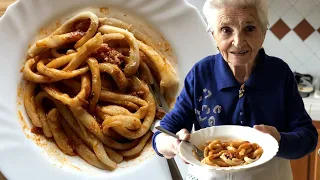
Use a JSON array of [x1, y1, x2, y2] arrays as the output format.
[[254, 124, 281, 143]]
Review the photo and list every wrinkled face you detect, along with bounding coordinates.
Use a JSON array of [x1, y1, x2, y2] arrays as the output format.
[[212, 6, 266, 66]]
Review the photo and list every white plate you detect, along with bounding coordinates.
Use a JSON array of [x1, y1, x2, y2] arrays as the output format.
[[0, 0, 217, 179], [178, 125, 279, 173]]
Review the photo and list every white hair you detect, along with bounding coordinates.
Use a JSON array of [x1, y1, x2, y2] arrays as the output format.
[[202, 0, 269, 32]]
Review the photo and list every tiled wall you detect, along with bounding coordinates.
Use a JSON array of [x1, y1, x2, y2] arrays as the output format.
[[188, 0, 320, 78], [263, 0, 320, 78]]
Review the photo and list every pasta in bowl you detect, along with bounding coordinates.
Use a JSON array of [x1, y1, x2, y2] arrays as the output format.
[[178, 125, 279, 173], [200, 139, 263, 167], [0, 0, 216, 179]]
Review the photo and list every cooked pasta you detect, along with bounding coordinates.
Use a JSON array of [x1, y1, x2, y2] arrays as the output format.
[[200, 140, 263, 167], [22, 11, 178, 170]]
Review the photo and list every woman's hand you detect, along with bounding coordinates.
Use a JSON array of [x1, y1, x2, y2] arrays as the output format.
[[254, 124, 281, 143], [155, 128, 190, 160]]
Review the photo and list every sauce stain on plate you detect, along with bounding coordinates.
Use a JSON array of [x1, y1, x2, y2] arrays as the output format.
[[99, 7, 110, 15]]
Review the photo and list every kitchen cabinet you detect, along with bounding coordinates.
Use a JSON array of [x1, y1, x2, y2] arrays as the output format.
[[308, 121, 320, 180], [291, 121, 320, 180], [0, 173, 5, 180], [291, 156, 309, 180]]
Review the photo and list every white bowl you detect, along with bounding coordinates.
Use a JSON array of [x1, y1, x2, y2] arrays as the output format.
[[0, 0, 217, 179], [178, 125, 279, 173]]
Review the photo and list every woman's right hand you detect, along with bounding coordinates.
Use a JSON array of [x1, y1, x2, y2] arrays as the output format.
[[155, 128, 190, 159]]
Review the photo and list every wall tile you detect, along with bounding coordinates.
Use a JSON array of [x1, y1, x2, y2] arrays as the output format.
[[294, 19, 315, 40], [282, 52, 302, 71], [281, 31, 303, 52], [288, 0, 299, 5], [271, 19, 291, 39], [294, 0, 317, 17], [265, 0, 320, 77], [268, 0, 276, 6], [316, 51, 320, 60], [303, 55, 320, 77], [271, 0, 293, 17], [305, 32, 320, 54], [268, 46, 289, 59], [278, 30, 314, 65], [282, 7, 304, 29], [313, 0, 320, 5], [268, 8, 280, 27], [262, 0, 319, 77], [306, 7, 320, 30], [263, 31, 283, 52], [295, 65, 310, 74], [266, 0, 319, 76], [291, 43, 314, 63]]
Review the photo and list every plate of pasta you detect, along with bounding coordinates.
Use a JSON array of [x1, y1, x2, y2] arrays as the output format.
[[178, 125, 279, 173], [0, 0, 216, 179]]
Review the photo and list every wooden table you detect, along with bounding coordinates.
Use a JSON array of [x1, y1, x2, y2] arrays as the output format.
[[0, 0, 15, 16], [0, 1, 14, 179]]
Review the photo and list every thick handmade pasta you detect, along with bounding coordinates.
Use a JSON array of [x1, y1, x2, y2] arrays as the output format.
[[22, 11, 178, 170], [200, 140, 263, 167]]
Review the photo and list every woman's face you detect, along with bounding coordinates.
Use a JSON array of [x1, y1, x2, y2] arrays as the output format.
[[212, 7, 266, 66]]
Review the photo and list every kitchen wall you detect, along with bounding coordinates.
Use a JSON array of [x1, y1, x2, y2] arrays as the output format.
[[264, 0, 320, 78], [188, 0, 320, 79], [174, 0, 320, 179]]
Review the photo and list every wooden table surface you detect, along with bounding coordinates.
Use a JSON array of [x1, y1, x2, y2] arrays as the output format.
[[0, 0, 15, 17], [0, 1, 14, 179]]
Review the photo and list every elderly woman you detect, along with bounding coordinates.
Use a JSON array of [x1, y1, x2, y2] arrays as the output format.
[[151, 0, 318, 179]]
